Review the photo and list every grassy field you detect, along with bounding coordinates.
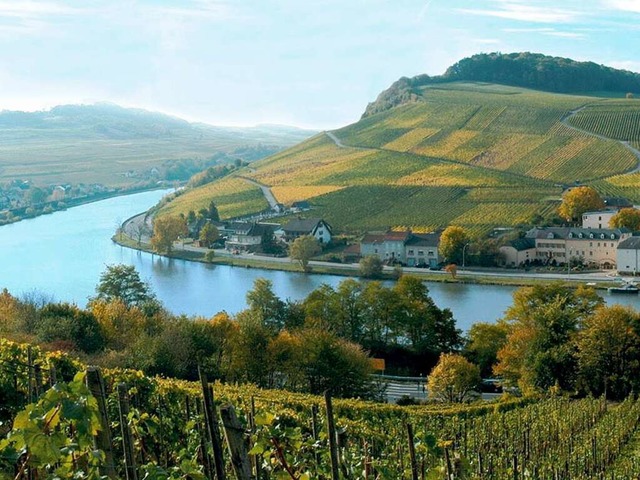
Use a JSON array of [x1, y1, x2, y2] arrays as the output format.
[[0, 104, 315, 187], [160, 82, 640, 233]]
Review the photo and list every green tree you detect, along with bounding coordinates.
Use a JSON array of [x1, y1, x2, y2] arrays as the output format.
[[92, 264, 157, 309], [359, 255, 383, 278], [427, 353, 481, 403], [151, 215, 188, 254], [609, 207, 640, 231], [298, 328, 375, 398], [464, 322, 509, 378], [577, 305, 640, 400], [246, 278, 286, 331], [228, 309, 272, 387], [289, 235, 321, 272], [495, 283, 603, 393], [28, 186, 47, 204], [438, 226, 468, 264], [558, 186, 605, 223], [36, 303, 104, 353], [207, 200, 220, 222], [393, 276, 462, 354], [199, 221, 220, 248]]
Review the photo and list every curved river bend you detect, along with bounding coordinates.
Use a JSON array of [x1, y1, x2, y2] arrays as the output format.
[[0, 189, 638, 332]]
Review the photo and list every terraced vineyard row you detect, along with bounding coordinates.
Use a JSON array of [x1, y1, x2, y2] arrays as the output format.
[[568, 103, 640, 141]]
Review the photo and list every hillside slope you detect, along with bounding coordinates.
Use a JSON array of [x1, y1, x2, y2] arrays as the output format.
[[363, 52, 640, 117], [162, 81, 640, 236], [0, 103, 316, 186]]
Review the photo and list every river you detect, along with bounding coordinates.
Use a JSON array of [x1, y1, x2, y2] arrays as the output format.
[[0, 189, 638, 331]]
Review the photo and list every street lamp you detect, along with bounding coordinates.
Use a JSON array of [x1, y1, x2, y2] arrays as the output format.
[[462, 242, 470, 269]]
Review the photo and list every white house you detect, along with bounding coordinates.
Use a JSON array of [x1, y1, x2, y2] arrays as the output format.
[[281, 218, 332, 244], [582, 210, 616, 229], [360, 231, 411, 263], [499, 238, 536, 267], [617, 237, 640, 275]]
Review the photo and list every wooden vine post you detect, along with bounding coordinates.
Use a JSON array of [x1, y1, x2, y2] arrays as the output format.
[[117, 383, 138, 480], [220, 404, 253, 480], [199, 366, 227, 480], [324, 391, 340, 480], [406, 423, 419, 480], [85, 367, 117, 479]]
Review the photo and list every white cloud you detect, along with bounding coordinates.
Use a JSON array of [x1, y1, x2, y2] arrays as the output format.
[[474, 38, 501, 44], [604, 0, 640, 13], [608, 60, 640, 72], [459, 1, 581, 23], [503, 27, 586, 38], [0, 1, 81, 17]]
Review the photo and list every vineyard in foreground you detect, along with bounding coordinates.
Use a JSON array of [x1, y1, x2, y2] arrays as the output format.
[[3, 339, 640, 479]]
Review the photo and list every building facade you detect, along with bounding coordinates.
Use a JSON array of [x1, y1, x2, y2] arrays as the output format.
[[617, 237, 640, 275]]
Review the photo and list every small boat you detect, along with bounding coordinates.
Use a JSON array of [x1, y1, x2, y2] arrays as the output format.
[[608, 282, 640, 294]]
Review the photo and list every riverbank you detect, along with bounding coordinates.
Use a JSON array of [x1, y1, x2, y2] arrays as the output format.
[[113, 227, 622, 290], [0, 184, 176, 227]]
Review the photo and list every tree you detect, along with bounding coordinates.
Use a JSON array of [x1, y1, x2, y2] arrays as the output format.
[[609, 207, 640, 231], [246, 278, 286, 332], [36, 303, 104, 353], [289, 235, 321, 272], [439, 226, 468, 264], [359, 255, 383, 278], [151, 215, 187, 254], [199, 222, 220, 248], [444, 264, 457, 278], [130, 219, 151, 246], [427, 353, 481, 403], [495, 283, 603, 393], [558, 186, 604, 223], [298, 328, 375, 398], [577, 305, 640, 400], [207, 201, 220, 222], [92, 264, 157, 309], [464, 322, 509, 378]]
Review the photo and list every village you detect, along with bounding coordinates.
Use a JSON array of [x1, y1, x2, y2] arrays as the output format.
[[184, 197, 640, 277]]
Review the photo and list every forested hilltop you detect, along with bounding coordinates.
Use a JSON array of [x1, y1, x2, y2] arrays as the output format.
[[363, 52, 640, 117]]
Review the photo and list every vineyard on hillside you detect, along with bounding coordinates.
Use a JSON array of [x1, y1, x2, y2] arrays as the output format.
[[568, 100, 640, 142], [3, 339, 640, 479], [159, 176, 269, 220], [156, 83, 640, 233]]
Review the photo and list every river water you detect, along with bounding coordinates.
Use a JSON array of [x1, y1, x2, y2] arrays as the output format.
[[0, 189, 638, 332]]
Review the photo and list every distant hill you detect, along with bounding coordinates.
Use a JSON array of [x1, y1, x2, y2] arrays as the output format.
[[0, 103, 316, 186], [363, 52, 640, 117], [161, 80, 640, 236]]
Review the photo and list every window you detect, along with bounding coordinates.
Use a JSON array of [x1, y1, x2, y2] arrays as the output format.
[[374, 249, 378, 254], [590, 242, 593, 247], [589, 233, 594, 239], [418, 250, 424, 256], [428, 251, 434, 256], [408, 249, 414, 255]]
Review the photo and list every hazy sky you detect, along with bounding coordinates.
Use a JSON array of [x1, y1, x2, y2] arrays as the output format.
[[1, 0, 639, 128]]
